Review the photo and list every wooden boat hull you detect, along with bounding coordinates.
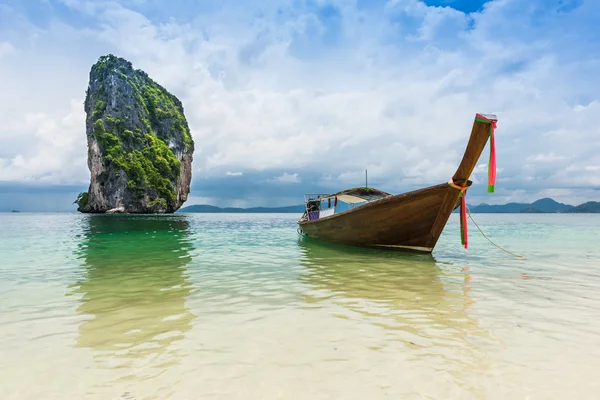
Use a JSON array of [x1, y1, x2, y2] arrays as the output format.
[[297, 113, 497, 253], [298, 182, 463, 252]]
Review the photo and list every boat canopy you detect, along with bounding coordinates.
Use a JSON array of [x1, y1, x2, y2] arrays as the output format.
[[307, 187, 391, 204], [300, 186, 391, 222]]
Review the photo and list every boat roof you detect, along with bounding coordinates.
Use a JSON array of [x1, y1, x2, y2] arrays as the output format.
[[307, 187, 391, 204]]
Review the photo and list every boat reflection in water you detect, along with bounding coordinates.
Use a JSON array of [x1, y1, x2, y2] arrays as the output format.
[[297, 237, 496, 397], [69, 215, 196, 385]]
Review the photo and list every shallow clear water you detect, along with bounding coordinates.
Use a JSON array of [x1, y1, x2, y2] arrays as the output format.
[[1, 212, 599, 399]]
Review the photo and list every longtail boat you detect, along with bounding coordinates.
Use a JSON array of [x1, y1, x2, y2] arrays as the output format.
[[297, 113, 498, 253]]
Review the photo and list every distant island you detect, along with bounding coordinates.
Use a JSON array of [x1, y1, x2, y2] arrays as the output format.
[[566, 201, 600, 213], [467, 198, 600, 213], [178, 198, 600, 214], [467, 198, 573, 213]]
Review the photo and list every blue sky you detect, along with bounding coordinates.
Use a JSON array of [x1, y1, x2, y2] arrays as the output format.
[[0, 0, 599, 211]]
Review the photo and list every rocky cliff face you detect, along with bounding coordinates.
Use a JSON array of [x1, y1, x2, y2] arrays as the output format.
[[76, 55, 194, 213]]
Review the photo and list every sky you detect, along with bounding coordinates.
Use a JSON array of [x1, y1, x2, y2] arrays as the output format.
[[0, 0, 599, 211]]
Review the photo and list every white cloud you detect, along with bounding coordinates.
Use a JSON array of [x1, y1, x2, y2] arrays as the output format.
[[269, 172, 301, 184], [0, 41, 15, 58], [0, 98, 88, 183], [0, 0, 599, 207], [526, 152, 567, 163]]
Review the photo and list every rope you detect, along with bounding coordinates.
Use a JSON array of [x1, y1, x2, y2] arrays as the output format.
[[466, 207, 526, 260]]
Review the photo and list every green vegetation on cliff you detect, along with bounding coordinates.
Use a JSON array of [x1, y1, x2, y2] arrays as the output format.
[[92, 117, 180, 204], [74, 192, 89, 209], [81, 54, 194, 210]]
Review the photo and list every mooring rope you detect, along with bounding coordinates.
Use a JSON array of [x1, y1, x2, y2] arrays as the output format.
[[466, 207, 527, 260]]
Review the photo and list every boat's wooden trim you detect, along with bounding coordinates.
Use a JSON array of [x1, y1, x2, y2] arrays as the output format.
[[452, 114, 496, 186]]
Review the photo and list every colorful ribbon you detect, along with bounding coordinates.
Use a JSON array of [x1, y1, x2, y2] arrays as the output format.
[[474, 114, 497, 193], [449, 180, 469, 249]]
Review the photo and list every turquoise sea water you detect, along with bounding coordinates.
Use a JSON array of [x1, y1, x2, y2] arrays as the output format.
[[1, 212, 599, 399]]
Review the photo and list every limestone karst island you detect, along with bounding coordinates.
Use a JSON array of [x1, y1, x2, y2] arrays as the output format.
[[74, 55, 194, 214]]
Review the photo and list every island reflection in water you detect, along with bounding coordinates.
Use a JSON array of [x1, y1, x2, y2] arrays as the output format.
[[69, 214, 196, 382], [297, 237, 496, 397]]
